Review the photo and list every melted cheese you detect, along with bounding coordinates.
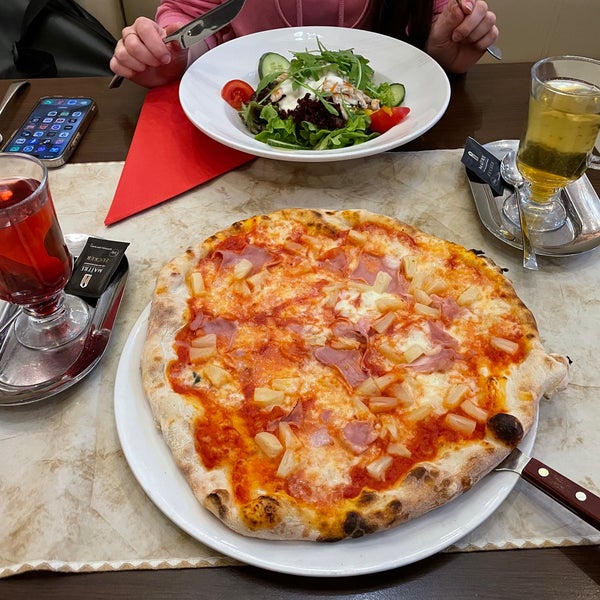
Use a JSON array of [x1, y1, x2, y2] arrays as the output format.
[[169, 212, 531, 513]]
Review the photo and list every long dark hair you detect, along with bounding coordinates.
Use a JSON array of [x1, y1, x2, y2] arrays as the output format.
[[376, 0, 435, 50]]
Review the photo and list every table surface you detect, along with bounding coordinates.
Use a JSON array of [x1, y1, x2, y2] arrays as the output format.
[[0, 64, 599, 599]]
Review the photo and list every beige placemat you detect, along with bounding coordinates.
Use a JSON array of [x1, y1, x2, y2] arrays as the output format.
[[1, 151, 598, 578]]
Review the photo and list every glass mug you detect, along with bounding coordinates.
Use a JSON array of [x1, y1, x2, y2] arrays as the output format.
[[0, 152, 89, 349], [507, 56, 600, 232]]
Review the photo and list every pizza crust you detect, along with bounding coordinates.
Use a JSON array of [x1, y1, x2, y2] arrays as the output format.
[[141, 208, 569, 541]]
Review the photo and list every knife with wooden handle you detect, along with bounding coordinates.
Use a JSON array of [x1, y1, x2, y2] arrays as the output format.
[[496, 447, 600, 530]]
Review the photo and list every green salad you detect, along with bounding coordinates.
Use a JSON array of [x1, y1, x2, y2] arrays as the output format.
[[221, 41, 409, 151]]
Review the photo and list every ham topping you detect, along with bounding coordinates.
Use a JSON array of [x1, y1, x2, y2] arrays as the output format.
[[189, 312, 238, 346], [427, 321, 459, 348], [314, 346, 369, 387], [331, 318, 371, 343], [407, 347, 460, 373], [317, 247, 348, 273], [341, 420, 378, 454], [430, 294, 463, 322], [281, 400, 304, 425], [350, 253, 410, 295], [216, 244, 277, 276], [310, 427, 332, 447]]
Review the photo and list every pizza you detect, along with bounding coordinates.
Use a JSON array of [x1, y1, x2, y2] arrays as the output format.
[[141, 208, 568, 542]]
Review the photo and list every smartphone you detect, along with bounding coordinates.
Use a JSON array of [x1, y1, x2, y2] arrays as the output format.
[[2, 96, 97, 167]]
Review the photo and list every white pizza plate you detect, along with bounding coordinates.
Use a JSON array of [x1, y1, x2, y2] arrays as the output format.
[[178, 27, 451, 162], [114, 304, 536, 577]]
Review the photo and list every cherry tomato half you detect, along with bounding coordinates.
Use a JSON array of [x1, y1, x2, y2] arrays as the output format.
[[368, 106, 410, 134], [221, 79, 255, 110]]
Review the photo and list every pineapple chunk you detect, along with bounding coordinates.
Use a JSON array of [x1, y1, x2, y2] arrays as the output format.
[[191, 333, 217, 349], [255, 432, 283, 458], [373, 271, 393, 293], [253, 387, 285, 407], [233, 258, 253, 280], [490, 336, 519, 354], [203, 364, 231, 387], [276, 449, 297, 477], [366, 455, 393, 480], [190, 271, 205, 295], [278, 421, 301, 449], [457, 285, 481, 306], [444, 412, 476, 435]]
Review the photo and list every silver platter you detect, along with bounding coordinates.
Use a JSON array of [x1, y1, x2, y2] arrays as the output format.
[[467, 139, 600, 257], [0, 234, 129, 406]]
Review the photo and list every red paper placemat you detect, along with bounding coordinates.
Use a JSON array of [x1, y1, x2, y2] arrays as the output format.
[[105, 81, 254, 225]]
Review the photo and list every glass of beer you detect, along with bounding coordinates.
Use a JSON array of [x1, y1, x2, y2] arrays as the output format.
[[0, 153, 90, 349], [503, 56, 600, 232]]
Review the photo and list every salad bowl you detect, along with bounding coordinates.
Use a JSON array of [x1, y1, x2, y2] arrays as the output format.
[[179, 27, 451, 162]]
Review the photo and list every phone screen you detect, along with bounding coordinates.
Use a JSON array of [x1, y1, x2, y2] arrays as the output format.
[[3, 97, 96, 165]]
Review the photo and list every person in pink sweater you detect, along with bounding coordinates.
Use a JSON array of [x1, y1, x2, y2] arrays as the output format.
[[110, 0, 498, 88]]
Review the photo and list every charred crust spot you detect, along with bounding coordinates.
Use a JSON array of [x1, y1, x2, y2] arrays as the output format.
[[242, 496, 282, 529], [343, 511, 376, 538], [487, 413, 524, 446], [357, 491, 377, 505], [406, 465, 439, 485], [205, 490, 228, 520], [460, 475, 474, 490], [408, 466, 427, 480]]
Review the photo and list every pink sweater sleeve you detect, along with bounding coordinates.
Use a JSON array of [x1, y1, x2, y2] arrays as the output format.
[[156, 0, 453, 52], [157, 0, 452, 27], [434, 0, 449, 16], [156, 0, 221, 27]]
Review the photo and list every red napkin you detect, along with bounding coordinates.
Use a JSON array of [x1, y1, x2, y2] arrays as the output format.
[[105, 81, 254, 225]]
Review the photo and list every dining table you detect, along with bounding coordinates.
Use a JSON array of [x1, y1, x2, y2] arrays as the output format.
[[0, 62, 599, 599]]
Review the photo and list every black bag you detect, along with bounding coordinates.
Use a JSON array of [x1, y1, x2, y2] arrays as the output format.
[[1, 0, 118, 79]]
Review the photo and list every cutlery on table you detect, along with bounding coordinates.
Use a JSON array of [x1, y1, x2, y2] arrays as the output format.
[[500, 151, 539, 270], [496, 447, 600, 530], [109, 0, 246, 89]]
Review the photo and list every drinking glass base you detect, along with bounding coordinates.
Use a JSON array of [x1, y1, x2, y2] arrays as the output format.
[[502, 195, 567, 233], [14, 294, 90, 350]]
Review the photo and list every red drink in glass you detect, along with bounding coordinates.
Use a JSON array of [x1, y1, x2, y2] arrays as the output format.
[[0, 177, 72, 315], [0, 153, 89, 350]]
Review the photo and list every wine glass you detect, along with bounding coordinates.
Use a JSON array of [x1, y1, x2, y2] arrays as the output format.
[[502, 56, 600, 233], [0, 153, 90, 350]]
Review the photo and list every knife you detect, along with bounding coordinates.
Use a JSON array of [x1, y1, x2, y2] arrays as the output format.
[[496, 447, 600, 530], [109, 0, 246, 89]]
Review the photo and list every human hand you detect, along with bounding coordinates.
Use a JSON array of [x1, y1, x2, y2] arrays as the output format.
[[426, 0, 498, 74], [110, 17, 189, 88]]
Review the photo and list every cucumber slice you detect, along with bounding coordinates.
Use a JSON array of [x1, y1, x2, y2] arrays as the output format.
[[388, 83, 406, 106], [258, 52, 291, 78]]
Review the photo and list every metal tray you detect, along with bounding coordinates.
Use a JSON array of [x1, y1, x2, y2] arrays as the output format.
[[467, 139, 600, 256], [0, 234, 129, 406]]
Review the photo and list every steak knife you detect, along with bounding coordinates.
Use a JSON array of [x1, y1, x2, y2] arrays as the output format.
[[496, 447, 600, 530], [109, 0, 246, 88]]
